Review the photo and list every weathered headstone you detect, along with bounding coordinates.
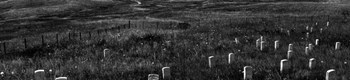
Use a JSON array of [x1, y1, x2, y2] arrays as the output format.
[[260, 41, 266, 51], [148, 74, 159, 80], [235, 38, 240, 44], [34, 69, 45, 80], [228, 53, 235, 64], [208, 56, 215, 68], [308, 44, 313, 51], [335, 42, 341, 50], [162, 67, 171, 79], [310, 27, 314, 33], [243, 66, 253, 80], [55, 77, 67, 80], [280, 59, 290, 73], [287, 50, 293, 59], [315, 39, 319, 46], [326, 69, 337, 80], [274, 40, 279, 50], [327, 21, 330, 27], [260, 36, 264, 42], [306, 26, 309, 31], [309, 58, 316, 70], [305, 47, 310, 55], [288, 44, 293, 51], [256, 39, 261, 49], [103, 49, 110, 58]]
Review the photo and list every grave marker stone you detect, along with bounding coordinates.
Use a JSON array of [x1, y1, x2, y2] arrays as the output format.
[[260, 41, 266, 51], [148, 74, 159, 80], [288, 44, 293, 52], [228, 53, 235, 64], [308, 44, 313, 51], [305, 47, 309, 55], [34, 69, 45, 80], [309, 58, 316, 70], [244, 66, 253, 80], [103, 49, 110, 58], [275, 40, 279, 50], [287, 50, 293, 59], [256, 39, 261, 49], [55, 77, 67, 80], [280, 59, 290, 73], [326, 69, 337, 80], [315, 39, 319, 46], [235, 38, 240, 44], [208, 56, 215, 68], [162, 67, 171, 79], [335, 42, 341, 50]]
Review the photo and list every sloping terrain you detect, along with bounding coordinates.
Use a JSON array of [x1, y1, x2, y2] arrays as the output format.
[[0, 0, 350, 80]]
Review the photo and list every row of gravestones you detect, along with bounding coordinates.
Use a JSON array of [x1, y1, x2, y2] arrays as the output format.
[[29, 67, 171, 80]]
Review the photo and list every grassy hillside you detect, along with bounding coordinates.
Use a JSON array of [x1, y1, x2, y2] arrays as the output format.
[[0, 0, 124, 20], [0, 1, 349, 80]]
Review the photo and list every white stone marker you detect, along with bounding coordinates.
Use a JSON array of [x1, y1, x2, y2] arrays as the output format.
[[148, 74, 159, 80], [280, 59, 290, 73], [320, 28, 323, 33], [260, 36, 264, 42], [287, 50, 293, 59], [305, 47, 309, 55], [162, 67, 171, 79], [315, 39, 319, 46], [55, 77, 68, 80], [103, 49, 110, 58], [235, 38, 240, 44], [274, 40, 279, 50], [208, 56, 215, 68], [228, 53, 235, 64], [288, 44, 293, 51], [256, 39, 261, 48], [34, 69, 45, 80], [309, 58, 316, 70], [306, 32, 310, 38], [308, 44, 313, 51], [306, 26, 309, 31], [243, 66, 253, 80], [326, 69, 337, 80], [335, 42, 341, 50], [327, 21, 330, 27], [310, 27, 313, 33], [260, 41, 266, 51]]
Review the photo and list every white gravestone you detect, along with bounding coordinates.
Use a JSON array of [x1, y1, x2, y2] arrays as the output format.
[[326, 69, 337, 80], [243, 66, 253, 80], [162, 67, 171, 79], [280, 59, 290, 73], [34, 69, 45, 80]]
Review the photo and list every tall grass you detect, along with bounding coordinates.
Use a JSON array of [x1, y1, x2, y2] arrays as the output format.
[[0, 1, 350, 80]]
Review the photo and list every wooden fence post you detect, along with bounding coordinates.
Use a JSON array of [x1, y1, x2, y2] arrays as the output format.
[[56, 34, 59, 46], [68, 33, 71, 40], [2, 42, 6, 54], [24, 38, 27, 49], [41, 35, 45, 46], [79, 32, 82, 40], [89, 32, 92, 39]]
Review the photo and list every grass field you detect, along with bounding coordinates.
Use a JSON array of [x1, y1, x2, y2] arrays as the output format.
[[0, 0, 350, 80]]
